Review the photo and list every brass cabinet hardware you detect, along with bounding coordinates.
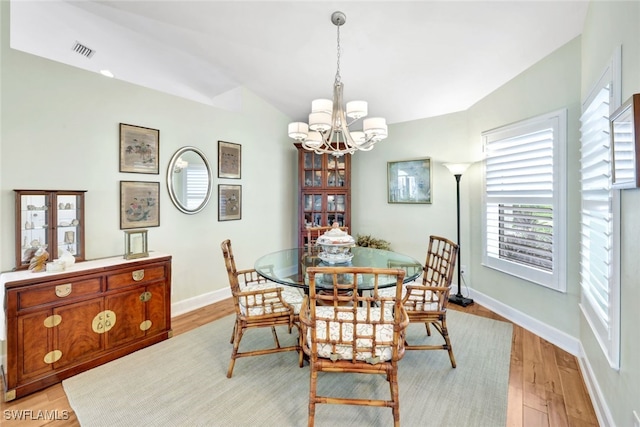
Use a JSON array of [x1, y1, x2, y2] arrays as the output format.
[[139, 291, 152, 302], [92, 310, 116, 333], [5, 389, 16, 402], [139, 320, 152, 331], [55, 284, 72, 297], [44, 350, 62, 364], [43, 314, 62, 328], [132, 269, 145, 281]]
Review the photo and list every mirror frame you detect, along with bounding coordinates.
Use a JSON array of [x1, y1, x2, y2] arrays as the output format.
[[167, 146, 213, 214]]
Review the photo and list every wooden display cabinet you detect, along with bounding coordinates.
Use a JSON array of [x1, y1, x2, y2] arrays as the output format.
[[14, 190, 86, 270], [2, 254, 172, 401], [295, 143, 351, 248]]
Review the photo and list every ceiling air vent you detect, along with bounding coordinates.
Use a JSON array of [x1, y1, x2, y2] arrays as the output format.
[[72, 41, 95, 59]]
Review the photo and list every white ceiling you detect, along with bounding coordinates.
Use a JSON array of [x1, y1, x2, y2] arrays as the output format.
[[9, 1, 589, 124]]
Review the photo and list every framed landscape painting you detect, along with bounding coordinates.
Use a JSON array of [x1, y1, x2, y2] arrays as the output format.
[[387, 158, 432, 204]]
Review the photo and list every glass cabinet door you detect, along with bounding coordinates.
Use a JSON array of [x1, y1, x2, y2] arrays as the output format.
[[55, 193, 83, 259], [18, 193, 51, 266], [15, 190, 86, 270]]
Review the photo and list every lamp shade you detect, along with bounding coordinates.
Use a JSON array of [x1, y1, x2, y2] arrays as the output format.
[[305, 131, 323, 148], [309, 112, 332, 132], [346, 100, 368, 119], [288, 122, 309, 140], [312, 99, 333, 114], [363, 117, 388, 140], [443, 163, 471, 175], [350, 131, 366, 146]]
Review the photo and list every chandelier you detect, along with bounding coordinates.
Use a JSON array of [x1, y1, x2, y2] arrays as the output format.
[[287, 11, 388, 157]]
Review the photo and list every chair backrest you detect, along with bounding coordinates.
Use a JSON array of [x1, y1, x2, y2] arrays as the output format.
[[221, 239, 241, 294], [306, 225, 349, 254], [305, 266, 408, 363], [422, 235, 458, 288]]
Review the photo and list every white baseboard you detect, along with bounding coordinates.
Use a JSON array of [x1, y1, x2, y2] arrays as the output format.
[[468, 287, 612, 427], [577, 342, 615, 427], [171, 287, 231, 318], [469, 288, 581, 355]]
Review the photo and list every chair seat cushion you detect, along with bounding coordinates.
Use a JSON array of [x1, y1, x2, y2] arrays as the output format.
[[378, 285, 439, 311], [239, 283, 304, 315], [308, 306, 396, 362]]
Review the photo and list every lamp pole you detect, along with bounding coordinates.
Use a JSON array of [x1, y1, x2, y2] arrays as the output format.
[[443, 163, 473, 307]]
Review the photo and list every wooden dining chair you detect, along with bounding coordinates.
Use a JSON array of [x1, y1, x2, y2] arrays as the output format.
[[299, 266, 409, 427], [220, 239, 304, 378], [306, 224, 348, 254], [400, 235, 459, 367]]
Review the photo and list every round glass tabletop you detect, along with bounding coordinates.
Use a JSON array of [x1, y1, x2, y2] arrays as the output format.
[[254, 246, 423, 290]]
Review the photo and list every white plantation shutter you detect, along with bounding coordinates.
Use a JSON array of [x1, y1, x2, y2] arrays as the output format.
[[482, 110, 567, 290], [185, 165, 209, 209], [579, 56, 621, 369]]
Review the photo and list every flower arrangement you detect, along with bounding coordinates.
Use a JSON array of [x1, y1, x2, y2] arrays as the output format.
[[355, 234, 392, 250]]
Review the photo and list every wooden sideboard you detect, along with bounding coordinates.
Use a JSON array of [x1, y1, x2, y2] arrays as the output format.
[[1, 253, 172, 401]]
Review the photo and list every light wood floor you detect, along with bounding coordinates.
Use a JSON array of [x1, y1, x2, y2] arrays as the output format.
[[1, 299, 599, 426]]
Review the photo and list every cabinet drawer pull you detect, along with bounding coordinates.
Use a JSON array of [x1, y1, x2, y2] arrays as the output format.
[[44, 314, 62, 328], [132, 270, 145, 281], [140, 320, 152, 331], [44, 350, 62, 364], [55, 284, 72, 297], [139, 291, 152, 302]]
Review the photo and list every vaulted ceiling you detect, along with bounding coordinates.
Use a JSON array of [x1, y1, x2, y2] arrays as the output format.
[[9, 1, 589, 124]]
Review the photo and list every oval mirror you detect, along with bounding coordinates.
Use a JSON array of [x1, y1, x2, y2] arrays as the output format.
[[167, 146, 213, 214]]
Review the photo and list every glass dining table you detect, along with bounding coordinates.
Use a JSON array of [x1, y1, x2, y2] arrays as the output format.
[[254, 246, 423, 292]]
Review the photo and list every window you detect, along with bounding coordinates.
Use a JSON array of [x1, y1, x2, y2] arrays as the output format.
[[482, 110, 567, 290], [579, 48, 621, 370]]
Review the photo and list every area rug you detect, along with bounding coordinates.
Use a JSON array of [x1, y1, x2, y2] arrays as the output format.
[[63, 310, 512, 427]]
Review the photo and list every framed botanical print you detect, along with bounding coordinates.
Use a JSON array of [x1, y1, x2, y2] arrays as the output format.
[[120, 181, 160, 229], [387, 158, 432, 204], [119, 123, 160, 174], [218, 184, 241, 221], [218, 141, 241, 179]]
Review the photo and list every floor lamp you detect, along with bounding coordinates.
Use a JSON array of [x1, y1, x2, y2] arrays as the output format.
[[443, 163, 473, 307]]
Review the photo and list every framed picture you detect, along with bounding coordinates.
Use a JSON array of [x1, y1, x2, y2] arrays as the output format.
[[218, 184, 242, 221], [119, 123, 160, 174], [120, 181, 160, 229], [611, 93, 640, 189], [387, 158, 432, 204], [123, 229, 148, 260], [218, 141, 241, 179]]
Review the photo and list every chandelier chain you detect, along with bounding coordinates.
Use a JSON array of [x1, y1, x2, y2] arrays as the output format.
[[335, 24, 341, 84]]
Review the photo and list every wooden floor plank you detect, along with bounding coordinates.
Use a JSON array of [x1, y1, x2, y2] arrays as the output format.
[[522, 327, 549, 414], [506, 324, 524, 426]]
